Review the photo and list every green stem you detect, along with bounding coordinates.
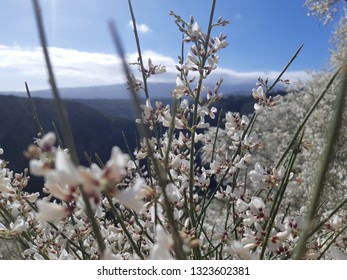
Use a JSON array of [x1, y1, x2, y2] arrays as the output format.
[[308, 198, 347, 238], [32, 0, 78, 165], [188, 1, 217, 256], [211, 109, 223, 162], [32, 0, 106, 256], [267, 44, 304, 95], [260, 132, 302, 260], [25, 82, 45, 137], [109, 21, 186, 260], [128, 0, 149, 100]]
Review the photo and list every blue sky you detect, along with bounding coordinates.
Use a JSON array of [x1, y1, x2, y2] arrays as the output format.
[[0, 0, 340, 92]]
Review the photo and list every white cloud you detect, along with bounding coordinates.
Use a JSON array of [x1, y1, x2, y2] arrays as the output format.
[[0, 44, 311, 93], [211, 67, 312, 86], [0, 45, 125, 91], [128, 20, 151, 33]]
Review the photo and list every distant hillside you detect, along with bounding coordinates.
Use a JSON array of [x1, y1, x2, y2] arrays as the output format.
[[73, 94, 258, 121], [0, 90, 286, 193], [73, 98, 175, 119], [0, 95, 137, 193], [0, 82, 252, 100]]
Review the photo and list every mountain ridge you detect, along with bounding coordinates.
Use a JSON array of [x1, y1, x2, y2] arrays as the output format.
[[0, 82, 253, 100]]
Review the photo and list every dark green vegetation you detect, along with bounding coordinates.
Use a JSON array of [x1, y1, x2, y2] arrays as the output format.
[[0, 91, 284, 193], [0, 95, 137, 193]]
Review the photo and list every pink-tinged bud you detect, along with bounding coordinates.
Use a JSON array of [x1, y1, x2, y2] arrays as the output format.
[[37, 132, 56, 152]]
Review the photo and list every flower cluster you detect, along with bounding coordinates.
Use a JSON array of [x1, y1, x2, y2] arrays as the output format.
[[305, 0, 343, 24]]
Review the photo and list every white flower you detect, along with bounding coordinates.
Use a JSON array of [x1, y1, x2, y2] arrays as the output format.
[[252, 86, 266, 100], [183, 54, 199, 71], [236, 198, 248, 212], [47, 149, 81, 186], [207, 54, 219, 71], [198, 105, 217, 119], [242, 197, 267, 225], [58, 249, 75, 260], [11, 216, 29, 233], [249, 197, 266, 215], [78, 163, 103, 193], [136, 99, 156, 129], [249, 162, 285, 188], [44, 179, 71, 201], [0, 169, 14, 193], [29, 159, 49, 177], [187, 21, 203, 40], [36, 199, 69, 222], [116, 178, 147, 212], [230, 241, 256, 260], [23, 192, 40, 203], [327, 215, 342, 231], [235, 153, 252, 169], [243, 132, 260, 150], [150, 224, 173, 260], [215, 185, 233, 200], [0, 216, 28, 236], [252, 86, 281, 112], [148, 58, 166, 75], [37, 132, 56, 151], [173, 76, 188, 99], [249, 162, 267, 182], [213, 36, 228, 51], [225, 112, 249, 137], [103, 147, 129, 183], [165, 183, 181, 203]]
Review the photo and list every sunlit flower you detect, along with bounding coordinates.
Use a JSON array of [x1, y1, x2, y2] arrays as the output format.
[[0, 169, 14, 193], [103, 147, 129, 183], [150, 224, 173, 260], [148, 58, 166, 75], [327, 215, 342, 231], [36, 199, 69, 222], [187, 21, 203, 41], [252, 86, 266, 100], [44, 179, 71, 202], [230, 241, 256, 260], [173, 75, 189, 99], [116, 178, 148, 212], [252, 86, 281, 112], [164, 183, 181, 203], [46, 149, 81, 186], [36, 132, 56, 152], [213, 35, 229, 51], [0, 216, 28, 236], [29, 159, 50, 177], [249, 162, 285, 188]]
